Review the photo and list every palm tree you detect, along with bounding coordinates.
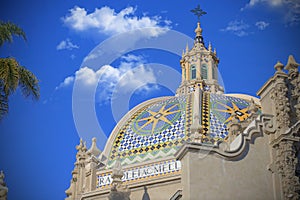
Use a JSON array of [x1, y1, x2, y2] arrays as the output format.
[[0, 21, 39, 120]]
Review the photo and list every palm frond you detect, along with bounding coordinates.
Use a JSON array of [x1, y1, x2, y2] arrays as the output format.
[[18, 66, 40, 100], [0, 82, 8, 121], [0, 21, 26, 46], [0, 58, 19, 96]]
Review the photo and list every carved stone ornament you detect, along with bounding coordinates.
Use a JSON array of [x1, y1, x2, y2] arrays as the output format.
[[269, 121, 300, 199], [275, 140, 300, 200], [65, 138, 89, 200], [286, 55, 300, 121], [226, 112, 242, 144], [0, 171, 8, 200], [270, 62, 290, 130], [108, 158, 131, 200]]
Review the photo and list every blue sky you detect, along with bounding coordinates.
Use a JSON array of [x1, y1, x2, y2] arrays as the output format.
[[0, 0, 300, 199]]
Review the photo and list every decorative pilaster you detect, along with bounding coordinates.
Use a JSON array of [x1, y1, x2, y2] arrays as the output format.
[[274, 140, 300, 200], [260, 56, 300, 200], [285, 55, 300, 121], [0, 171, 8, 200], [270, 61, 290, 130], [190, 87, 204, 143]]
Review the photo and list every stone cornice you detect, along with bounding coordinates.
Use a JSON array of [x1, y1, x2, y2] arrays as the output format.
[[270, 120, 300, 147], [257, 71, 288, 97]]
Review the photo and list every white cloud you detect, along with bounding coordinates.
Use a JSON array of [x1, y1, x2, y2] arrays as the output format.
[[55, 76, 74, 90], [242, 0, 300, 25], [75, 67, 103, 86], [221, 20, 250, 37], [56, 38, 79, 50], [255, 21, 270, 30], [56, 54, 157, 104], [62, 6, 171, 36], [246, 0, 283, 7], [121, 54, 144, 62], [284, 0, 300, 25], [96, 55, 157, 103]]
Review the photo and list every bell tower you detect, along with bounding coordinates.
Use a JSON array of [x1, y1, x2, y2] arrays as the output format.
[[176, 8, 224, 95]]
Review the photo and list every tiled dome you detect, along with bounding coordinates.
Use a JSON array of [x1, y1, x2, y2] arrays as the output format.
[[104, 92, 260, 168]]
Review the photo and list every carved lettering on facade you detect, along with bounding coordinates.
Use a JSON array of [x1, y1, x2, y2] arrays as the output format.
[[97, 160, 181, 187]]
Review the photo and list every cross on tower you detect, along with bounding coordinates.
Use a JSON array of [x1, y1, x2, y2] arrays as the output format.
[[190, 5, 207, 21]]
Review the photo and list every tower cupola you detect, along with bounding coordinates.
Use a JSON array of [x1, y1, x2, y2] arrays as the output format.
[[176, 12, 224, 95]]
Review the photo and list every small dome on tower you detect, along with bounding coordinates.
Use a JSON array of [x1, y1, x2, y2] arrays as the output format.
[[195, 22, 202, 36]]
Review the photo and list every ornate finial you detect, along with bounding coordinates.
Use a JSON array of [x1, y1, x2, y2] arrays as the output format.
[[76, 138, 84, 151], [186, 43, 189, 52], [83, 141, 87, 152], [274, 61, 284, 72], [190, 5, 207, 22], [208, 42, 212, 52], [191, 6, 206, 44], [194, 22, 202, 36], [285, 55, 299, 73], [88, 137, 102, 157], [112, 157, 124, 182]]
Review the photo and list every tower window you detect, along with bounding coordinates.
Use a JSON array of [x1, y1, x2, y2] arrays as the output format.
[[212, 66, 218, 80], [191, 65, 196, 79], [201, 65, 208, 79]]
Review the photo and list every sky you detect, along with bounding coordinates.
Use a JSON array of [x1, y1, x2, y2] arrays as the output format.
[[0, 0, 300, 199]]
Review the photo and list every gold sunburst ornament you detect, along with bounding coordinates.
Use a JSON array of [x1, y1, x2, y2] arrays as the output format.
[[214, 101, 250, 123], [137, 104, 180, 134]]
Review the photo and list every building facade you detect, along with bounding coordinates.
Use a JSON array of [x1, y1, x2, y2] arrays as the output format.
[[65, 21, 300, 200]]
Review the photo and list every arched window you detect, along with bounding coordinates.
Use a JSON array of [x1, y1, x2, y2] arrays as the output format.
[[212, 66, 218, 80], [191, 65, 196, 80], [201, 65, 208, 79]]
